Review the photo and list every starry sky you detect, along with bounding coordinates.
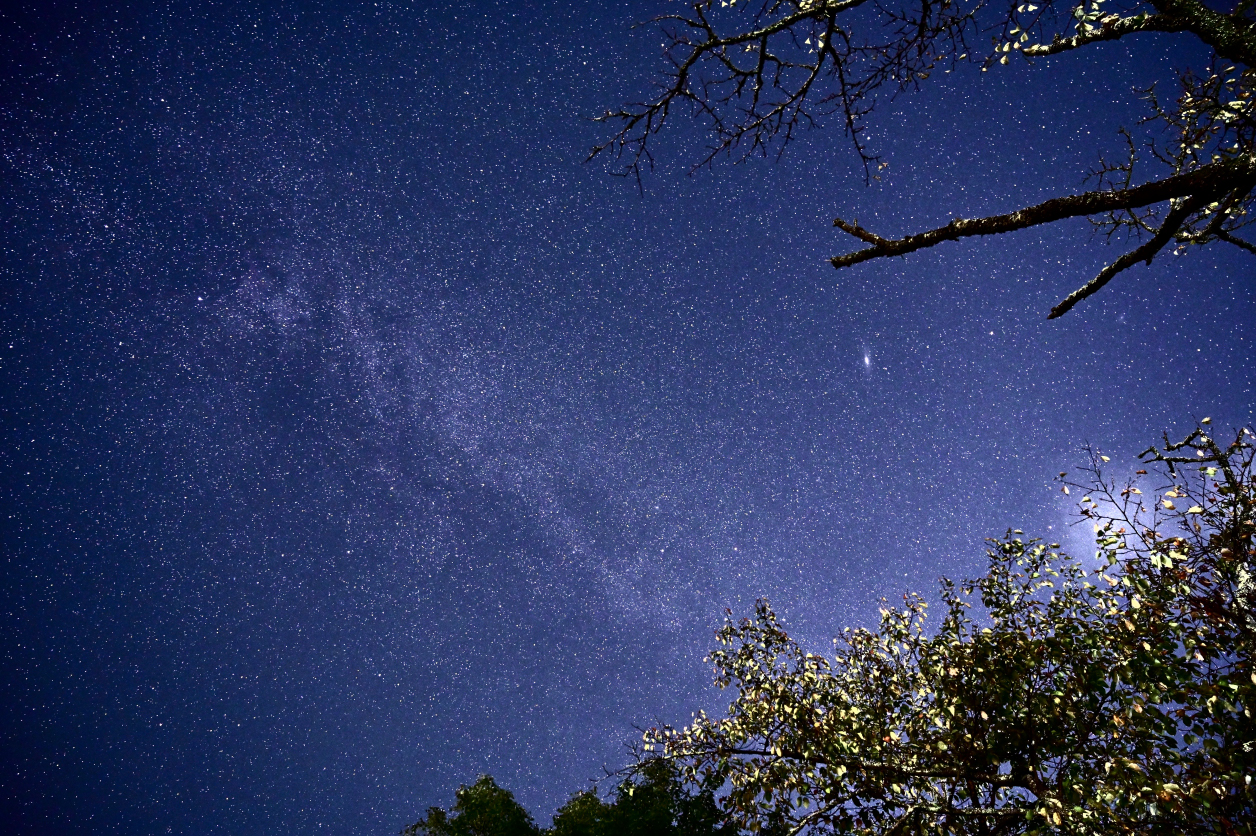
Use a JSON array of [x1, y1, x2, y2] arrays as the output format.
[[0, 1, 1251, 833]]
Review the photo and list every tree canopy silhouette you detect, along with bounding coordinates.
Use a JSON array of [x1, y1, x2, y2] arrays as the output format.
[[404, 760, 741, 836], [592, 0, 1256, 317], [402, 775, 540, 836]]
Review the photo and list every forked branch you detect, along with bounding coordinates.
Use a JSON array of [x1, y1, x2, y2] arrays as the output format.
[[589, 0, 974, 179], [1048, 191, 1209, 318], [829, 153, 1255, 316]]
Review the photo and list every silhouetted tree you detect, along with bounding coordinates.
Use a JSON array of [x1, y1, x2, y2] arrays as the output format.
[[593, 0, 1255, 317], [550, 790, 615, 836], [411, 759, 742, 836], [598, 758, 739, 835], [403, 775, 539, 836]]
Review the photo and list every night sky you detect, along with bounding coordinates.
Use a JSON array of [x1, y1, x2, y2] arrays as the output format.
[[1, 1, 1251, 833]]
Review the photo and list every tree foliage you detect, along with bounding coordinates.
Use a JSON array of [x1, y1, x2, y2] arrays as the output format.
[[403, 775, 540, 836], [638, 422, 1255, 834], [551, 758, 741, 836], [592, 0, 1256, 317], [405, 760, 741, 836]]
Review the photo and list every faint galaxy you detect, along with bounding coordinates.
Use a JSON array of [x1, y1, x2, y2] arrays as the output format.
[[1, 1, 1252, 834]]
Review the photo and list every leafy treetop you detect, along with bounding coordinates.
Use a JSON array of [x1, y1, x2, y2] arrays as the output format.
[[403, 775, 540, 836], [634, 421, 1255, 834]]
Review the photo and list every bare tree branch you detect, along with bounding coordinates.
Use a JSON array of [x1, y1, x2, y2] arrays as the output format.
[[1022, 13, 1192, 57], [828, 154, 1254, 310], [1048, 190, 1209, 318], [590, 0, 974, 179], [1216, 228, 1256, 253], [598, 0, 1255, 317], [1147, 0, 1256, 66]]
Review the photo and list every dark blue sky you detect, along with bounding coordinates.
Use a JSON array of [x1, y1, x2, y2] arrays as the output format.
[[1, 1, 1251, 833]]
